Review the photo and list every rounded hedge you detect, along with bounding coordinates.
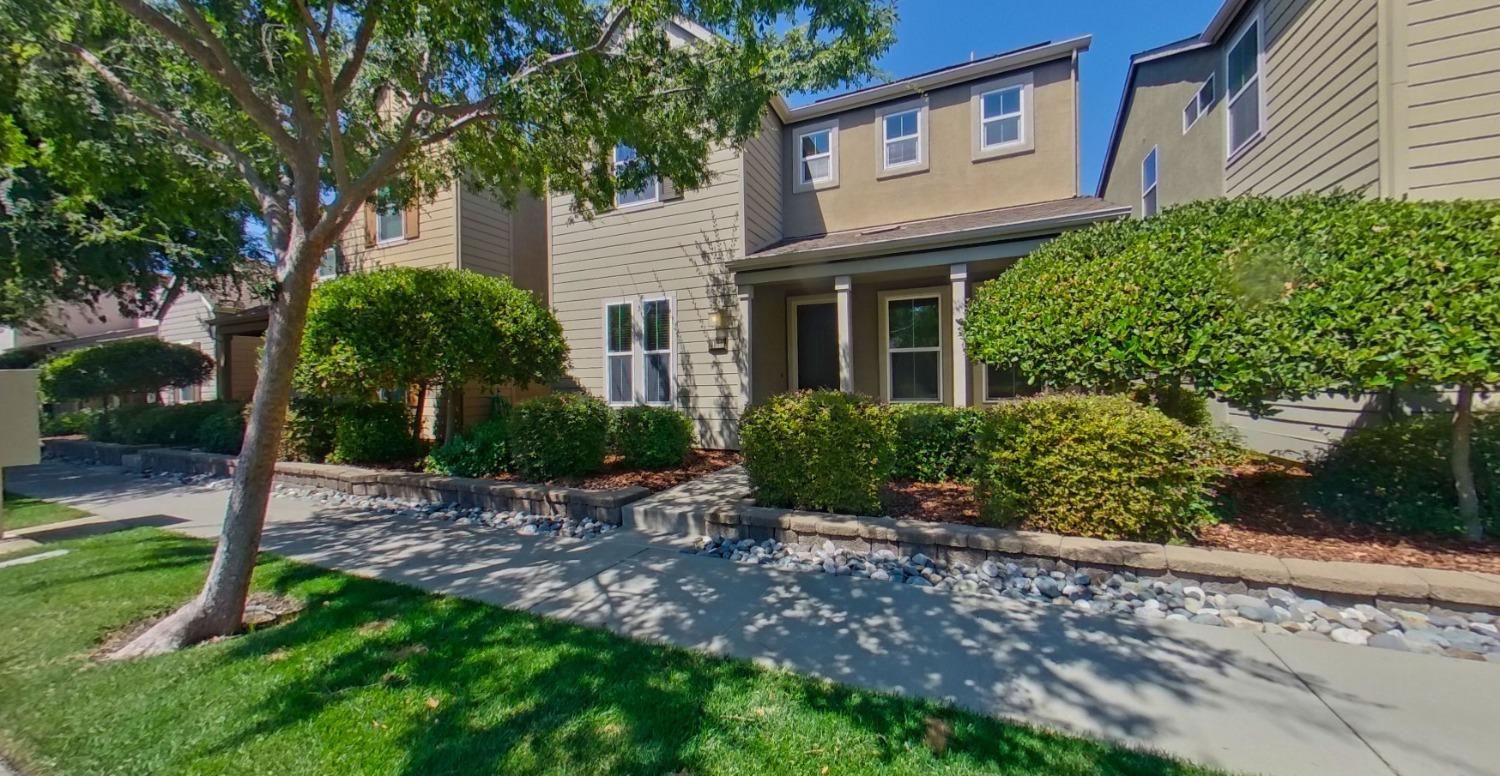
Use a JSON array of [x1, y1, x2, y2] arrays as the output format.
[[1308, 412, 1499, 537], [509, 393, 610, 481], [40, 339, 214, 402], [279, 396, 341, 463], [194, 403, 247, 454], [328, 401, 421, 465], [740, 390, 894, 515], [613, 405, 695, 469], [973, 394, 1219, 542], [888, 405, 985, 482], [424, 404, 512, 478]]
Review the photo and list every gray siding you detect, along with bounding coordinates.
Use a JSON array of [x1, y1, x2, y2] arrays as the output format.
[[157, 293, 218, 401], [1404, 0, 1500, 199], [550, 146, 745, 448], [458, 186, 514, 278], [742, 110, 784, 253]]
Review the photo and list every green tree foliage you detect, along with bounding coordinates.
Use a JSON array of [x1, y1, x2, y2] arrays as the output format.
[[297, 268, 566, 440], [740, 390, 894, 515], [964, 194, 1500, 539], [39, 339, 212, 401]]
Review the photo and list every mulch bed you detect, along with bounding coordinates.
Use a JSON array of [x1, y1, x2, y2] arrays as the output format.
[[490, 449, 742, 493], [880, 460, 1500, 575]]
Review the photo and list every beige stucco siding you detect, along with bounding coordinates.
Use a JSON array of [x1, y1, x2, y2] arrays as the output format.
[[549, 146, 745, 448], [339, 184, 459, 272], [1101, 48, 1226, 214], [1403, 0, 1500, 199], [1225, 0, 1382, 197], [781, 58, 1079, 239], [458, 186, 513, 278], [743, 111, 785, 253]]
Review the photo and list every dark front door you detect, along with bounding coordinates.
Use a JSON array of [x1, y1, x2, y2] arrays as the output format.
[[794, 302, 839, 391]]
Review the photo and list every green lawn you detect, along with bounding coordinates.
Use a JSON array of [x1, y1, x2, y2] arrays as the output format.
[[1, 493, 89, 531], [0, 527, 1223, 776]]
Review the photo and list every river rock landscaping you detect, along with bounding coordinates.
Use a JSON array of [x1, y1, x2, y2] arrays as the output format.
[[688, 535, 1500, 663]]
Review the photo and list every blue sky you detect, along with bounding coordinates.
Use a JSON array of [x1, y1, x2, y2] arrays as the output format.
[[792, 0, 1223, 195]]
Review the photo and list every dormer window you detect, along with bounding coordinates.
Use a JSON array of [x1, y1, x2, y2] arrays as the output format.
[[792, 119, 839, 193], [614, 144, 659, 208]]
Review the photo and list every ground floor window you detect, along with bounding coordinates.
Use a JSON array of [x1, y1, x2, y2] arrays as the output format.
[[883, 292, 942, 403], [604, 296, 673, 406], [984, 362, 1041, 402], [176, 384, 198, 403]]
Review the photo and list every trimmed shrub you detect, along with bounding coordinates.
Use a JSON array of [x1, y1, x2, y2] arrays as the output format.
[[279, 396, 340, 463], [328, 401, 421, 465], [195, 403, 247, 454], [39, 410, 96, 437], [888, 405, 986, 482], [39, 339, 213, 402], [740, 390, 895, 515], [87, 404, 151, 443], [1308, 412, 1500, 537], [509, 393, 610, 481], [613, 405, 695, 469], [424, 402, 512, 477], [973, 394, 1219, 543]]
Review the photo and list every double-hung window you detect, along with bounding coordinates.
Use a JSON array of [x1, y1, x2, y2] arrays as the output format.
[[882, 108, 921, 169], [604, 297, 674, 406], [1183, 75, 1215, 132], [983, 363, 1040, 402], [375, 189, 404, 243], [979, 85, 1024, 150], [797, 127, 834, 186], [1141, 147, 1159, 217], [884, 293, 942, 403], [1225, 13, 1263, 157], [614, 144, 659, 208], [317, 246, 339, 279]]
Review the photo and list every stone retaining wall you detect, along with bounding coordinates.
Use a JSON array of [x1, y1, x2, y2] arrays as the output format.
[[45, 439, 649, 525], [628, 495, 1500, 610]]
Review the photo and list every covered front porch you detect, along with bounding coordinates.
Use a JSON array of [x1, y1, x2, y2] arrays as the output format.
[[731, 198, 1129, 410]]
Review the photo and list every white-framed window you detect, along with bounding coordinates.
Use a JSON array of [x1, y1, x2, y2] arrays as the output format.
[[605, 302, 634, 405], [176, 383, 198, 404], [317, 246, 339, 279], [603, 296, 674, 406], [882, 291, 943, 403], [375, 189, 404, 243], [979, 86, 1024, 150], [613, 144, 659, 208], [1141, 146, 1159, 217], [1225, 9, 1264, 159], [983, 362, 1041, 402], [883, 108, 921, 169], [1182, 74, 1216, 132], [792, 119, 839, 192]]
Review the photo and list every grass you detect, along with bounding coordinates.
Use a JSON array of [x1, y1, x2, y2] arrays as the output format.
[[0, 527, 1224, 776], [1, 493, 89, 531]]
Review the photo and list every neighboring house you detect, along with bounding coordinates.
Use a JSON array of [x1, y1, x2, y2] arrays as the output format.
[[0, 296, 158, 358], [1098, 0, 1500, 457], [550, 28, 1126, 448], [157, 280, 266, 405]]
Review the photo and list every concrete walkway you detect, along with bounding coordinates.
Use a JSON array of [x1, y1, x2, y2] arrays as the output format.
[[5, 462, 1498, 776]]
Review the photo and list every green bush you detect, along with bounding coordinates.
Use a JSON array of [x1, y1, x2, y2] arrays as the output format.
[[888, 405, 986, 482], [279, 396, 340, 463], [87, 404, 149, 443], [39, 339, 214, 402], [509, 393, 610, 481], [741, 390, 894, 515], [39, 410, 96, 437], [1308, 412, 1500, 537], [328, 401, 421, 465], [612, 405, 695, 469], [973, 394, 1219, 543], [424, 402, 512, 477], [195, 403, 247, 454], [86, 401, 245, 448]]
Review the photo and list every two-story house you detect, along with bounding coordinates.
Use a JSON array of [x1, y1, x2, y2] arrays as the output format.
[[1097, 0, 1499, 456], [550, 30, 1126, 448]]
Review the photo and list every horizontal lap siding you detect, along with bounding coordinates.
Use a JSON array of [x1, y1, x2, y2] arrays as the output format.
[[157, 294, 217, 401], [459, 187, 514, 279], [1405, 0, 1500, 199], [550, 146, 746, 448], [1217, 388, 1472, 460], [1226, 0, 1382, 197], [339, 184, 458, 272], [743, 112, 784, 253]]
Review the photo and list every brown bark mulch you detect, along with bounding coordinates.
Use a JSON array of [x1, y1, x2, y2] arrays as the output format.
[[879, 460, 1500, 575], [490, 449, 743, 493]]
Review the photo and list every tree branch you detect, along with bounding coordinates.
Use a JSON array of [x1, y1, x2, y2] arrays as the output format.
[[293, 0, 351, 190], [333, 2, 380, 99]]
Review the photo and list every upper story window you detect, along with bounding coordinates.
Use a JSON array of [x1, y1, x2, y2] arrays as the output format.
[[614, 144, 659, 208], [375, 189, 404, 243], [791, 119, 839, 193], [883, 109, 920, 168], [970, 72, 1033, 161], [1225, 11, 1264, 158], [1183, 75, 1215, 133], [317, 246, 339, 280], [980, 87, 1023, 149], [1141, 146, 1159, 217]]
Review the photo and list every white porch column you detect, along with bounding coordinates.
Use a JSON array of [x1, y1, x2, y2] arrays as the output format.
[[950, 263, 969, 406], [834, 275, 854, 393], [737, 286, 754, 413]]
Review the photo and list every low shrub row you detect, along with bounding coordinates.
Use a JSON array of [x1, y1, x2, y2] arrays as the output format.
[[741, 391, 1222, 543], [39, 409, 97, 437], [88, 400, 247, 454]]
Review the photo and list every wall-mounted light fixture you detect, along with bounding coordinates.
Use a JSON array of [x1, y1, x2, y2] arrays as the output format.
[[707, 307, 731, 351]]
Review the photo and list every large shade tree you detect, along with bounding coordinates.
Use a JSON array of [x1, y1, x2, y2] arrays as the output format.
[[1, 0, 895, 656], [963, 194, 1500, 541], [0, 45, 253, 329]]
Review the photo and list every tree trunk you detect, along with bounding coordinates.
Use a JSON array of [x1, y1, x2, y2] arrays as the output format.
[[442, 383, 461, 443], [411, 382, 428, 440], [1453, 384, 1482, 543], [110, 239, 323, 659]]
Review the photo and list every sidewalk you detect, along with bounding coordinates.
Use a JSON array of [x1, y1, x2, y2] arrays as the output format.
[[6, 461, 1498, 776]]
